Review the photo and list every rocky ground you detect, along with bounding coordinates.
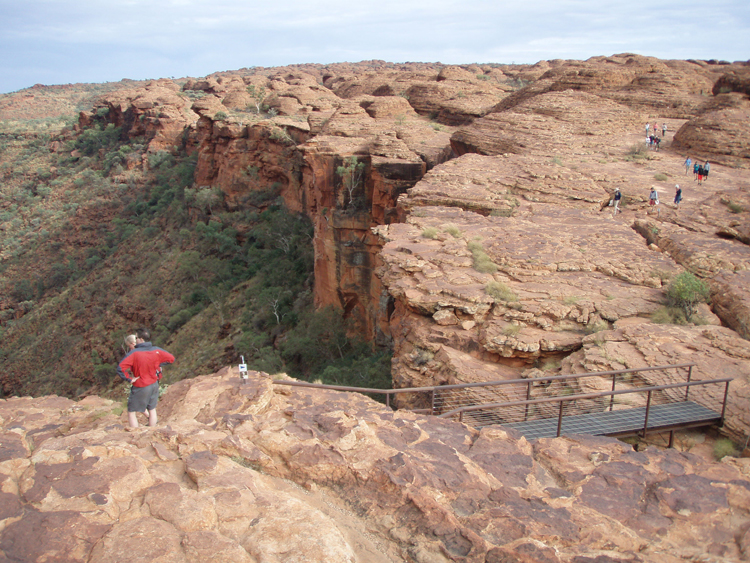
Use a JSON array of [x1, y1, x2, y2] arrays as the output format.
[[1, 368, 749, 562]]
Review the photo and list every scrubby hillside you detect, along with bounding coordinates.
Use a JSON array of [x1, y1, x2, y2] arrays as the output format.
[[0, 88, 389, 399]]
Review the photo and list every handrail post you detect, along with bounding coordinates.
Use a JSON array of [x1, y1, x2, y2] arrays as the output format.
[[685, 365, 692, 401], [431, 389, 436, 416], [524, 381, 532, 421], [557, 401, 564, 437], [610, 374, 616, 411], [719, 381, 730, 424], [642, 390, 652, 438], [386, 392, 390, 410]]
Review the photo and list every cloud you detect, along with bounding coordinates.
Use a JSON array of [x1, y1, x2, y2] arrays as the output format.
[[0, 0, 748, 93]]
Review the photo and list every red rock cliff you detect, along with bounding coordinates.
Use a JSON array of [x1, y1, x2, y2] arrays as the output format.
[[84, 58, 750, 433]]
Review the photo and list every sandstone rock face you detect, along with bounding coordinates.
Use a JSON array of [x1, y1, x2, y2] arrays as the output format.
[[713, 68, 750, 97], [2, 370, 750, 562], [672, 93, 750, 164], [85, 58, 750, 444], [80, 79, 198, 154]]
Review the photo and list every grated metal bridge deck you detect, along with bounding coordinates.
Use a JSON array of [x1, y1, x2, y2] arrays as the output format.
[[500, 400, 723, 440]]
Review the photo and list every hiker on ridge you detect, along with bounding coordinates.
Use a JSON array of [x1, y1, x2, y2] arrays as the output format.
[[613, 187, 622, 216], [117, 328, 175, 428], [649, 187, 660, 217]]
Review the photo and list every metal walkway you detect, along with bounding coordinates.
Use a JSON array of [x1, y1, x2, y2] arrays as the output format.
[[434, 364, 731, 442], [273, 363, 731, 443], [501, 400, 722, 440]]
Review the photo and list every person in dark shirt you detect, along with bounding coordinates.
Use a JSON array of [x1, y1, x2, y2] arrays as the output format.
[[674, 185, 682, 209]]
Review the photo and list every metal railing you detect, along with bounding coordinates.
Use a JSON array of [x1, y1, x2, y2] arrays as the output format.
[[271, 363, 731, 436], [437, 377, 731, 438]]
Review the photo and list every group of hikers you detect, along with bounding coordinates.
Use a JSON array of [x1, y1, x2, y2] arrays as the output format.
[[684, 157, 710, 185], [645, 122, 668, 151], [117, 328, 175, 428], [610, 123, 712, 218], [610, 184, 679, 218], [613, 182, 686, 219]]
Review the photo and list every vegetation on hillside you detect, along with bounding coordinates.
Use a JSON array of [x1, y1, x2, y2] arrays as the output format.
[[0, 110, 391, 399], [652, 271, 711, 325]]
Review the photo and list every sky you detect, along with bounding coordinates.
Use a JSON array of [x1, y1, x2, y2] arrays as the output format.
[[0, 0, 748, 94]]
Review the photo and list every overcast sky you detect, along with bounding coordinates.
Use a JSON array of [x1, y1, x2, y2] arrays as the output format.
[[1, 0, 748, 94]]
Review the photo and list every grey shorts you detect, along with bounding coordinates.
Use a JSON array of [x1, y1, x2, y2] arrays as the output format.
[[128, 382, 159, 412]]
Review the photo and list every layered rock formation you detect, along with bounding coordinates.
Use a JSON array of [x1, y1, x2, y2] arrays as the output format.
[[4, 54, 750, 560], [2, 369, 750, 562], [81, 55, 750, 436]]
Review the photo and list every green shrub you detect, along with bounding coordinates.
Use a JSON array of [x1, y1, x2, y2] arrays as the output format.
[[665, 272, 710, 320], [421, 227, 438, 239], [167, 307, 199, 331], [654, 173, 668, 181], [246, 85, 267, 114], [586, 318, 610, 334], [486, 280, 517, 302], [93, 364, 116, 385], [503, 324, 521, 336], [713, 438, 739, 460], [726, 201, 745, 213], [269, 126, 295, 146], [468, 240, 498, 273], [214, 111, 228, 121], [625, 144, 648, 161], [11, 279, 35, 302], [651, 306, 688, 325], [490, 208, 514, 217], [336, 156, 366, 208], [75, 123, 122, 157], [443, 224, 461, 238]]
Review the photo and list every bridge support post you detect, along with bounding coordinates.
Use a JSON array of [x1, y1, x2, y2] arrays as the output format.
[[524, 382, 532, 421], [642, 390, 652, 438], [668, 430, 674, 448]]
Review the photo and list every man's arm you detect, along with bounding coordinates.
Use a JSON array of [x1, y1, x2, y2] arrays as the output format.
[[117, 355, 137, 382], [157, 349, 175, 367]]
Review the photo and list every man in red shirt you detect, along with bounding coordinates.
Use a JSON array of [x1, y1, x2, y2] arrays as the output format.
[[117, 328, 175, 428]]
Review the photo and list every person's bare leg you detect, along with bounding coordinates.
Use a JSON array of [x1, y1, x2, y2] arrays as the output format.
[[128, 411, 139, 428], [148, 409, 158, 427]]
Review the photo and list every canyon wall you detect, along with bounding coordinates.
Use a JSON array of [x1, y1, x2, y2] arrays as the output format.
[[86, 56, 750, 437]]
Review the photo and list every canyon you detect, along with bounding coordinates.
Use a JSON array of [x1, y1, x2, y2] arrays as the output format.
[[83, 55, 750, 436], [1, 55, 750, 561]]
